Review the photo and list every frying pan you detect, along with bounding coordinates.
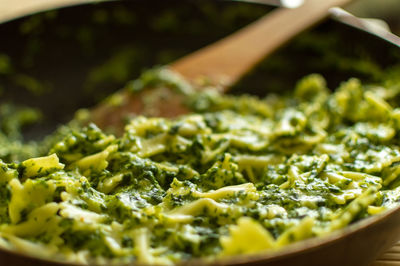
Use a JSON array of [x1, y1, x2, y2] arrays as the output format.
[[0, 1, 400, 265]]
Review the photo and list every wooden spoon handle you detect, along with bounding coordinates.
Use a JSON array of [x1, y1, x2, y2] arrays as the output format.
[[92, 0, 354, 131], [171, 0, 353, 89]]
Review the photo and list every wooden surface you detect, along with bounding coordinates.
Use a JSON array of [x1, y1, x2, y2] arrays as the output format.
[[374, 243, 400, 266]]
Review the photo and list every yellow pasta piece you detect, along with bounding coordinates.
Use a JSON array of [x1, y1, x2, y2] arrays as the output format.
[[276, 217, 315, 246], [72, 144, 117, 174], [21, 154, 64, 178], [220, 217, 275, 255]]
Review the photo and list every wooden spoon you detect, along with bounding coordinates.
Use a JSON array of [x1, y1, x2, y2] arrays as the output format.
[[89, 0, 353, 131], [0, 0, 353, 129]]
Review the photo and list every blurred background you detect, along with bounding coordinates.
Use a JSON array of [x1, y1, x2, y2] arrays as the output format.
[[0, 0, 399, 146]]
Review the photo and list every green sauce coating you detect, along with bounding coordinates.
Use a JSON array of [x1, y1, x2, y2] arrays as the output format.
[[1, 69, 400, 265]]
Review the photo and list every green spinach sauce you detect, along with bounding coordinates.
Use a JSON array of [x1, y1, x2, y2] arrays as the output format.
[[1, 68, 400, 264]]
